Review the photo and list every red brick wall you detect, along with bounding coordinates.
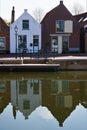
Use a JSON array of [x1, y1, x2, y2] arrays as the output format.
[[85, 33, 87, 52], [0, 18, 10, 53]]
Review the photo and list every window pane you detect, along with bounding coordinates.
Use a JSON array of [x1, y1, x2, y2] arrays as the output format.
[[22, 20, 29, 29], [23, 100, 30, 110], [56, 96, 64, 106], [0, 81, 6, 93], [18, 35, 27, 53], [51, 36, 58, 52], [33, 35, 39, 46], [19, 80, 27, 94], [62, 80, 69, 92], [0, 37, 6, 50], [52, 36, 58, 45], [56, 20, 64, 32], [51, 80, 58, 94]]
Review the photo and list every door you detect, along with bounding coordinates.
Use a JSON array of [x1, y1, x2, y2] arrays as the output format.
[[62, 36, 69, 53], [18, 35, 27, 53]]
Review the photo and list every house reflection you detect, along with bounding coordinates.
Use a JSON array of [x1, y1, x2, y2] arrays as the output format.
[[0, 80, 10, 114], [42, 80, 81, 127], [11, 79, 42, 119], [0, 77, 87, 127]]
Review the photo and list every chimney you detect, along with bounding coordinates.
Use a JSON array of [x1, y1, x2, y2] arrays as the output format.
[[60, 0, 63, 5], [24, 9, 28, 12], [11, 6, 15, 24]]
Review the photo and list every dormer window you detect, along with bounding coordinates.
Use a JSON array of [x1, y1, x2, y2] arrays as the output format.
[[22, 20, 29, 30], [56, 20, 64, 32]]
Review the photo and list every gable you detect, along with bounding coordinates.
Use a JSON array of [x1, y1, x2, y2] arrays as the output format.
[[13, 9, 40, 26], [0, 17, 9, 34], [42, 2, 76, 23]]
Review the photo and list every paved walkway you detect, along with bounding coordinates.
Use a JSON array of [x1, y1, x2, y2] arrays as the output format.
[[0, 55, 87, 60]]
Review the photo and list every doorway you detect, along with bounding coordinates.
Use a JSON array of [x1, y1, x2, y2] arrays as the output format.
[[62, 36, 69, 53]]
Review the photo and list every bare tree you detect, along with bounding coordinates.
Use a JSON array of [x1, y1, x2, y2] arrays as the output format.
[[33, 8, 44, 23], [72, 3, 84, 15]]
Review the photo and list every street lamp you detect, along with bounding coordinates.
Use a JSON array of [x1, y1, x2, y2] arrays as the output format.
[[14, 25, 18, 58]]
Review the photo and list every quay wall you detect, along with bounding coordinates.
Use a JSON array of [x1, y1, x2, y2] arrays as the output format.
[[0, 58, 87, 70]]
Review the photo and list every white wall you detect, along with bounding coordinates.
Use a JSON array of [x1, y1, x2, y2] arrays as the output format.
[[10, 9, 41, 53]]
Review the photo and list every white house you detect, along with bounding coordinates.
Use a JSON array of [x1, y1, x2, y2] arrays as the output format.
[[10, 9, 41, 53]]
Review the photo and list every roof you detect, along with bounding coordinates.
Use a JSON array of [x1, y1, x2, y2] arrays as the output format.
[[41, 1, 74, 23], [0, 17, 9, 26], [74, 12, 87, 23]]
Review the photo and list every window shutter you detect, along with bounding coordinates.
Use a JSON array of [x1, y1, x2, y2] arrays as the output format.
[[64, 20, 73, 33]]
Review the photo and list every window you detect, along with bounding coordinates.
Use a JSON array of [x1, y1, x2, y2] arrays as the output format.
[[51, 80, 58, 94], [18, 35, 27, 48], [56, 20, 64, 32], [22, 20, 29, 30], [56, 96, 64, 106], [33, 35, 39, 46], [18, 35, 27, 53], [62, 80, 69, 92], [0, 81, 6, 93], [52, 36, 58, 46], [51, 36, 58, 52], [0, 37, 6, 50], [19, 80, 27, 94], [23, 100, 30, 110]]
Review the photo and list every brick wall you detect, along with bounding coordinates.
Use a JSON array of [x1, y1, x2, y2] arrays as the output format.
[[85, 33, 87, 53], [0, 18, 10, 53]]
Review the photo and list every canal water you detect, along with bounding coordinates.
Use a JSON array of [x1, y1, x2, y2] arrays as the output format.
[[0, 71, 87, 130]]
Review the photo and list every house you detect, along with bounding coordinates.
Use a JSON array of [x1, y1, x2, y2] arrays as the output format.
[[74, 12, 87, 53], [41, 0, 80, 54], [10, 8, 41, 54], [0, 17, 10, 53]]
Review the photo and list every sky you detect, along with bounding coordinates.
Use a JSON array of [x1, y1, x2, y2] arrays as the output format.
[[0, 0, 87, 21]]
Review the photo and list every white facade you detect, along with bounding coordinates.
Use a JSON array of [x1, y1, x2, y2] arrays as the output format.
[[10, 9, 41, 53]]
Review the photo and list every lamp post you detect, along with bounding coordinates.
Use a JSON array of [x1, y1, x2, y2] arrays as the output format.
[[14, 25, 18, 58]]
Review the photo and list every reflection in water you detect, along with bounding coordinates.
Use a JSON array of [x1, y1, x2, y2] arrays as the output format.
[[11, 79, 42, 119], [0, 71, 87, 130]]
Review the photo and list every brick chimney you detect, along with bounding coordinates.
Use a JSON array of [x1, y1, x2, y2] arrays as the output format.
[[11, 6, 15, 23], [60, 0, 63, 5]]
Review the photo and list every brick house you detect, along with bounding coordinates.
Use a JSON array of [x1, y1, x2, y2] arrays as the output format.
[[0, 17, 10, 53], [41, 0, 80, 54], [74, 12, 87, 53]]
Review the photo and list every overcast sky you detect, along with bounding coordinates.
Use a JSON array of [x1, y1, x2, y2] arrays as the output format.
[[0, 0, 86, 20]]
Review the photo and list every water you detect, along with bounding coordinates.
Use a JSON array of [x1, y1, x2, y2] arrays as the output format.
[[0, 71, 87, 130]]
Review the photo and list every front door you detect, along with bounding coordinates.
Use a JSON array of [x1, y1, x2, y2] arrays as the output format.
[[18, 35, 27, 53], [62, 36, 69, 53]]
